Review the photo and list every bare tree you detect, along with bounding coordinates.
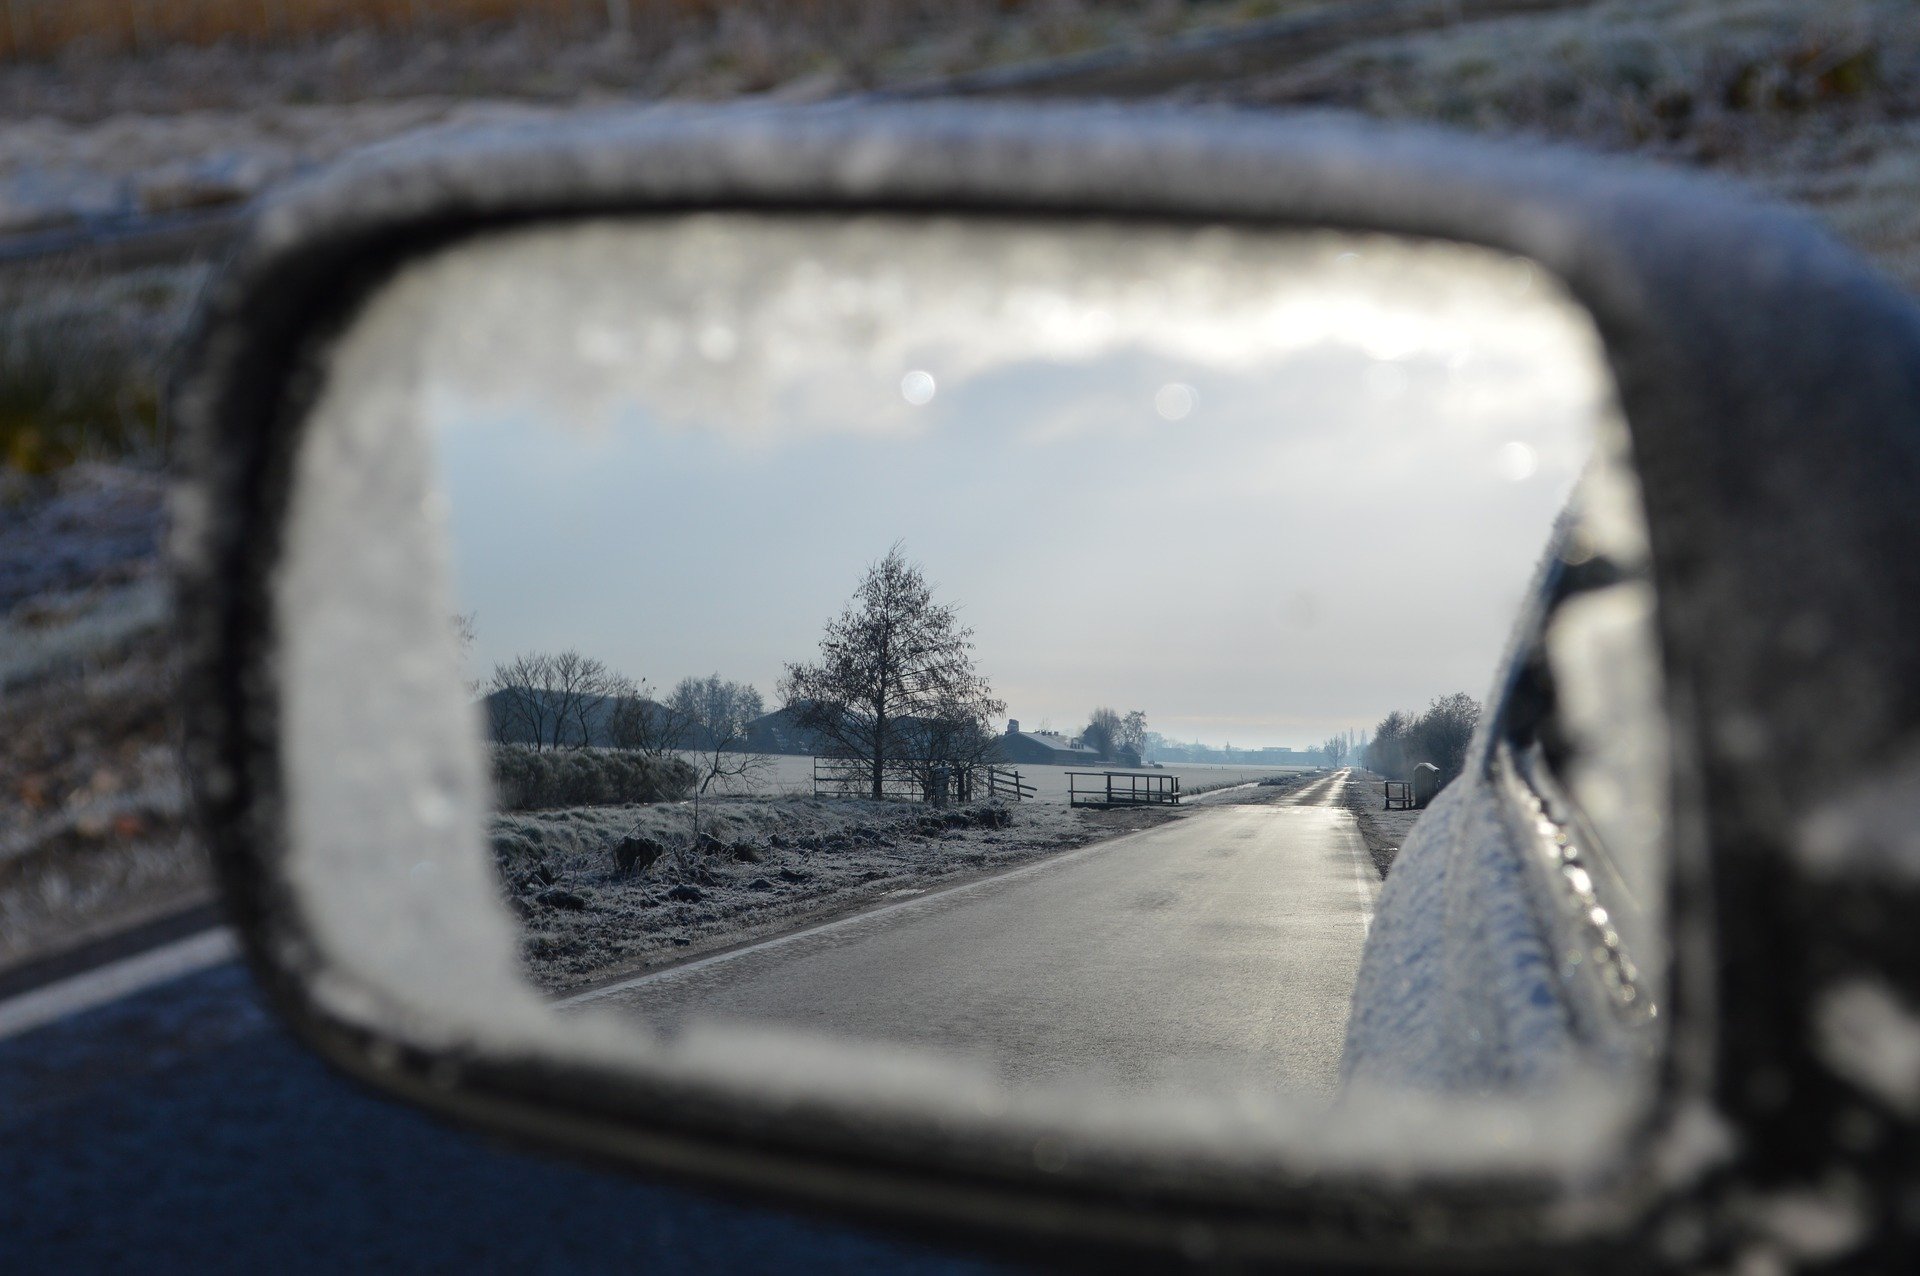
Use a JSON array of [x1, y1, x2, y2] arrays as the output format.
[[450, 612, 482, 700], [546, 650, 619, 749], [894, 685, 1004, 800], [1409, 693, 1481, 785], [1323, 733, 1350, 769], [1121, 710, 1149, 762], [780, 544, 1004, 800], [668, 674, 769, 839], [604, 677, 691, 759], [1081, 707, 1122, 761], [485, 648, 626, 750], [1366, 711, 1411, 780], [487, 651, 556, 748]]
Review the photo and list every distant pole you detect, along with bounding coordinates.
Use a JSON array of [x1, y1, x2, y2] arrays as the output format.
[[6, 0, 31, 59]]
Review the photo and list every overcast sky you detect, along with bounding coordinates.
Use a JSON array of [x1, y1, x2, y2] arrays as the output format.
[[384, 215, 1612, 748]]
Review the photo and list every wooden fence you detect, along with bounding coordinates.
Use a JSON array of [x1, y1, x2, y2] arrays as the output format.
[[812, 757, 1031, 805], [810, 756, 920, 802], [985, 766, 1034, 803]]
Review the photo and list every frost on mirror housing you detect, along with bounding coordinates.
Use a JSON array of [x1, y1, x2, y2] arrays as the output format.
[[268, 208, 1665, 1158]]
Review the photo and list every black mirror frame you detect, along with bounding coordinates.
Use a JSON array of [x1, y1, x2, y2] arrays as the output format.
[[171, 102, 1920, 1269]]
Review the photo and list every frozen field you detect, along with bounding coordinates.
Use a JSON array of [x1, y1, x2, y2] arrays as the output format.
[[696, 754, 1317, 805]]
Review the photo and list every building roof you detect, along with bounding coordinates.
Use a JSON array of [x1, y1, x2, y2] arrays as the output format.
[[1003, 730, 1101, 758]]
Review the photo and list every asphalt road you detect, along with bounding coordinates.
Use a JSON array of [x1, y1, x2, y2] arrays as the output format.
[[577, 773, 1381, 1096]]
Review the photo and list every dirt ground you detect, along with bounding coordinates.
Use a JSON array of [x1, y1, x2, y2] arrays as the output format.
[[1340, 767, 1428, 878]]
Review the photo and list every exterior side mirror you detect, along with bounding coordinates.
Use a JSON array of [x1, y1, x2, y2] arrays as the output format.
[[172, 103, 1920, 1269]]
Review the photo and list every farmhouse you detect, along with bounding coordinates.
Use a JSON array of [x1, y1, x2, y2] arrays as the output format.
[[995, 719, 1105, 766]]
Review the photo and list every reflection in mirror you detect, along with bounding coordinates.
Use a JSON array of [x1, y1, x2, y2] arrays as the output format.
[[286, 214, 1664, 1127]]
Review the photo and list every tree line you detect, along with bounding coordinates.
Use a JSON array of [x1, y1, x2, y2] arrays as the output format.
[[482, 650, 760, 762], [471, 543, 1012, 806], [1362, 693, 1482, 788]]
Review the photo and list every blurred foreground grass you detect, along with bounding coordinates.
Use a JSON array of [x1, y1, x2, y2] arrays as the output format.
[[0, 0, 1203, 63], [0, 263, 205, 474], [0, 0, 1916, 475]]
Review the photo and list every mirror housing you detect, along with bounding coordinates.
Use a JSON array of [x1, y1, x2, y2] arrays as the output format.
[[172, 103, 1920, 1268]]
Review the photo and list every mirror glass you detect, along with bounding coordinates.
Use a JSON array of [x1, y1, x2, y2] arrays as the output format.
[[276, 214, 1665, 1153]]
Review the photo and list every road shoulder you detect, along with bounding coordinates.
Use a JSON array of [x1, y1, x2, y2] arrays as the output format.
[[1340, 768, 1427, 878]]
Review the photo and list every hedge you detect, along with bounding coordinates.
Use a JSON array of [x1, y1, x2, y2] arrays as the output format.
[[490, 744, 696, 811]]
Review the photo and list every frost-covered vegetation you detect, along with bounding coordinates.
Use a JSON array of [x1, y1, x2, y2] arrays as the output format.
[[1244, 0, 1909, 146], [1233, 0, 1920, 291], [489, 743, 695, 811], [0, 1, 1308, 108]]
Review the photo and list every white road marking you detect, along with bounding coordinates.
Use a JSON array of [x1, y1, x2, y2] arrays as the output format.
[[1185, 780, 1263, 802], [1325, 770, 1381, 934], [0, 928, 238, 1043]]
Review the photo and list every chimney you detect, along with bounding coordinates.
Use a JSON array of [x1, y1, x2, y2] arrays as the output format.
[[1007, 719, 1019, 735]]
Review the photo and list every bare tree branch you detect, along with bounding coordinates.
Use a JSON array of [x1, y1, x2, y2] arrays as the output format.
[[485, 648, 628, 750], [605, 678, 692, 759], [668, 673, 770, 842]]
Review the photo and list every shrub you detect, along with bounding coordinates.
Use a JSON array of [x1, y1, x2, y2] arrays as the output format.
[[489, 743, 696, 810]]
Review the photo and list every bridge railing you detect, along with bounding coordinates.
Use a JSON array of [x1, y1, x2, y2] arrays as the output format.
[[1066, 770, 1181, 808]]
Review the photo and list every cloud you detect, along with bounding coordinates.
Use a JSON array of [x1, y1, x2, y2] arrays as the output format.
[[385, 214, 1605, 457]]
